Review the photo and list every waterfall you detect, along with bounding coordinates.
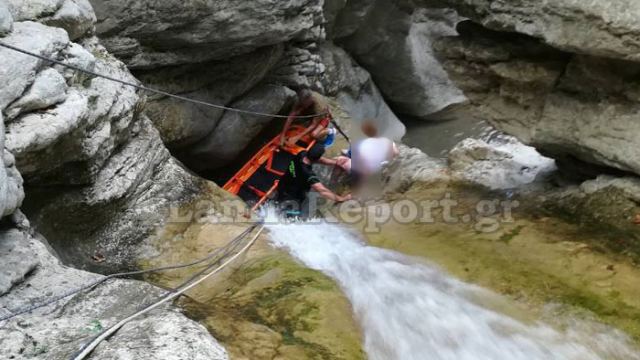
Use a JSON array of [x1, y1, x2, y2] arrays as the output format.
[[265, 220, 639, 360]]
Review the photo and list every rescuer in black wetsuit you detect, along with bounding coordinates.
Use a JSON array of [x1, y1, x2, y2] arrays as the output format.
[[277, 143, 351, 216]]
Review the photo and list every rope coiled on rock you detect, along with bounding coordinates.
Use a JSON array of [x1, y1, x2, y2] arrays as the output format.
[[0, 41, 327, 119], [71, 224, 264, 360], [0, 223, 259, 323]]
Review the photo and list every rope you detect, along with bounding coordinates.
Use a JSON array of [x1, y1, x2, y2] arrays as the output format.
[[0, 41, 326, 120], [331, 118, 351, 144], [71, 225, 264, 360], [0, 224, 258, 322]]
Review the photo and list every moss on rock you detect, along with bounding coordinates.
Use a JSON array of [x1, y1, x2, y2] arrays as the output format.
[[141, 207, 364, 360], [356, 180, 640, 343]]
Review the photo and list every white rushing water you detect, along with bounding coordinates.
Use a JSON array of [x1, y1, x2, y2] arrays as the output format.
[[265, 219, 640, 360]]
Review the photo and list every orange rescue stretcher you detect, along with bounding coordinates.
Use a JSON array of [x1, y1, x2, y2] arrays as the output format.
[[223, 117, 331, 212]]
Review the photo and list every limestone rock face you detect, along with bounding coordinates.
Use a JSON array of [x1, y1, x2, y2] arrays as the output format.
[[86, 0, 409, 172], [333, 0, 640, 177], [0, 0, 227, 356], [90, 0, 325, 69], [433, 20, 640, 176], [324, 0, 377, 39], [0, 229, 229, 360], [337, 0, 467, 119], [0, 113, 24, 219], [0, 21, 69, 110], [87, 0, 331, 165], [0, 16, 207, 270], [6, 0, 96, 40], [5, 68, 68, 120], [448, 137, 556, 190], [179, 85, 295, 172], [136, 45, 284, 148], [0, 0, 13, 34], [404, 0, 640, 62], [319, 42, 405, 140]]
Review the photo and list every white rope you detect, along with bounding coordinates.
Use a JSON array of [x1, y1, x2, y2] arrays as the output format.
[[72, 226, 264, 360]]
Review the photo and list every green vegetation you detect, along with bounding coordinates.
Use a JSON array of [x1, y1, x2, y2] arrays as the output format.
[[184, 255, 364, 360], [142, 212, 364, 360]]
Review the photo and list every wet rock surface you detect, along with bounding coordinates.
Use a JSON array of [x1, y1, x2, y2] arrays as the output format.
[[142, 221, 365, 360], [448, 137, 556, 190], [535, 175, 640, 261]]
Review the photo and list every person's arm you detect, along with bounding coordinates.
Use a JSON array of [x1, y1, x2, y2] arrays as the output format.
[[317, 156, 338, 167], [335, 156, 351, 172], [280, 111, 298, 147], [281, 98, 314, 146], [319, 156, 351, 172], [391, 141, 400, 158], [287, 117, 322, 146], [311, 182, 351, 202]]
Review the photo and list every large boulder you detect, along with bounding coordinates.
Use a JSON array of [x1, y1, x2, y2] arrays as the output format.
[[179, 85, 295, 172], [0, 229, 228, 360], [7, 0, 96, 40], [135, 45, 284, 149], [448, 137, 556, 190], [337, 0, 467, 119], [383, 144, 448, 194], [90, 0, 325, 69]]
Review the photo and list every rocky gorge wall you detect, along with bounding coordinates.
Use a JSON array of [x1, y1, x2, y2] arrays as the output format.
[[89, 0, 406, 175], [0, 1, 406, 358], [2, 0, 640, 358], [328, 0, 640, 181], [326, 0, 640, 257], [0, 0, 230, 358]]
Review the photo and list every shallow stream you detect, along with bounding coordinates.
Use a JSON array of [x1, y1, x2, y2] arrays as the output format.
[[266, 218, 639, 360]]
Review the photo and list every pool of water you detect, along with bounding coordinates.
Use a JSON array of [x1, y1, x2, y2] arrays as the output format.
[[401, 108, 496, 158]]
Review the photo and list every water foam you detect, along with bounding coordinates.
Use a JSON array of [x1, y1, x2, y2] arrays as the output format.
[[265, 219, 639, 360]]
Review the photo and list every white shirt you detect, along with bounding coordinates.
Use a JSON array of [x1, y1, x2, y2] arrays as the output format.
[[352, 137, 395, 175]]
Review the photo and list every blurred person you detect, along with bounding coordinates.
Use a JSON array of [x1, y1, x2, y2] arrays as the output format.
[[336, 120, 399, 185]]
